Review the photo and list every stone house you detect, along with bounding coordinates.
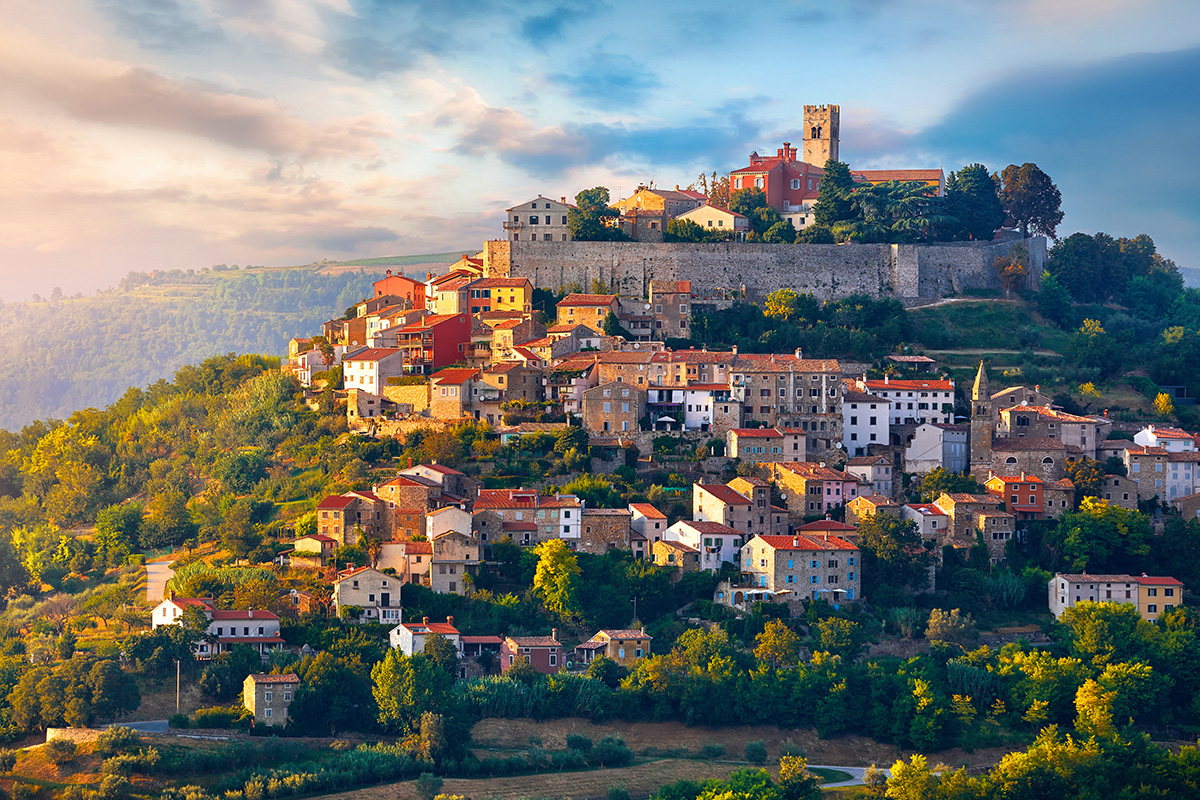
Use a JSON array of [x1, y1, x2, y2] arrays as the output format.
[[429, 367, 480, 421], [574, 629, 652, 668], [998, 405, 1107, 459], [648, 280, 693, 340], [1125, 446, 1169, 500], [581, 381, 646, 436], [579, 508, 633, 555], [1043, 478, 1076, 518], [844, 455, 894, 498], [989, 385, 1054, 423], [472, 489, 583, 547], [290, 534, 335, 568], [728, 428, 806, 463], [990, 437, 1079, 481], [316, 491, 388, 546], [243, 673, 298, 726], [557, 294, 619, 332], [1098, 474, 1139, 510], [1049, 573, 1183, 621], [731, 355, 843, 457], [693, 479, 786, 540], [427, 505, 473, 538], [900, 504, 949, 545], [976, 509, 1017, 563], [332, 567, 401, 625], [931, 493, 1005, 543], [501, 632, 562, 674], [652, 539, 700, 573], [770, 461, 862, 516], [845, 494, 902, 526], [430, 531, 479, 594], [905, 423, 968, 475], [740, 533, 862, 602], [504, 195, 573, 242]]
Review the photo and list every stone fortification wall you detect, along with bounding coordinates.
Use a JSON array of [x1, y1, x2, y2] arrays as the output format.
[[486, 238, 1045, 302]]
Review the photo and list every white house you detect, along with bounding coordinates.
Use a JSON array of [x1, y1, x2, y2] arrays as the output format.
[[901, 503, 949, 544], [1135, 425, 1196, 453], [856, 377, 955, 427], [151, 596, 283, 657], [342, 348, 405, 395], [905, 423, 969, 475], [389, 616, 461, 654], [842, 386, 890, 457], [427, 505, 473, 538], [663, 520, 742, 571], [844, 455, 894, 498]]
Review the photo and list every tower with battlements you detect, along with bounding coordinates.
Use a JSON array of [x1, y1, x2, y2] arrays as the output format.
[[803, 105, 840, 166]]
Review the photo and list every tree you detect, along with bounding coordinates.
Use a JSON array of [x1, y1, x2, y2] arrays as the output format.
[[532, 539, 582, 621], [856, 512, 935, 597], [568, 188, 629, 242], [917, 468, 984, 502], [587, 655, 621, 687], [763, 220, 797, 243], [219, 500, 260, 560], [142, 490, 195, 550], [998, 163, 1064, 239], [797, 224, 834, 243], [372, 650, 452, 734], [1154, 392, 1175, 418], [754, 618, 802, 669], [813, 160, 857, 228], [925, 608, 978, 647], [813, 616, 863, 659], [994, 243, 1028, 297], [602, 311, 633, 338], [422, 633, 458, 675], [1065, 459, 1105, 499], [554, 425, 588, 455], [778, 755, 822, 800], [729, 187, 769, 218], [1045, 497, 1152, 574], [946, 163, 1005, 241], [1036, 271, 1074, 328]]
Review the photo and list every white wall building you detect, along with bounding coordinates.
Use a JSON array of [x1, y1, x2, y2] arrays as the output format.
[[842, 387, 890, 456], [505, 196, 573, 242], [1135, 425, 1197, 453], [905, 423, 969, 475], [389, 617, 461, 654], [342, 348, 405, 395], [663, 520, 742, 571]]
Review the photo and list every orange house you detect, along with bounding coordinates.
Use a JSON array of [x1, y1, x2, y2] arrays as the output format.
[[985, 472, 1044, 520]]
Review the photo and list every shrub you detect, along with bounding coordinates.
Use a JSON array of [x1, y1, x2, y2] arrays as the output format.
[[565, 733, 593, 752], [744, 740, 767, 764], [192, 706, 251, 729], [0, 749, 15, 773], [698, 742, 726, 760], [97, 774, 131, 800], [101, 748, 160, 776], [780, 738, 805, 757], [415, 772, 444, 800], [590, 736, 634, 767], [607, 785, 631, 800], [96, 727, 142, 756], [168, 713, 190, 729], [45, 738, 77, 764]]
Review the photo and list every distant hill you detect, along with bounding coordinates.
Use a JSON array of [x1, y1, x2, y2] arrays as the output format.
[[0, 252, 472, 431]]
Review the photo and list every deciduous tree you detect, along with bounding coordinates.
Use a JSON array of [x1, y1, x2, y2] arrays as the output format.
[[998, 163, 1064, 239], [532, 539, 582, 620]]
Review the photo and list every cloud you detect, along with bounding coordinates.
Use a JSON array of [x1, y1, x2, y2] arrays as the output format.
[[99, 0, 224, 51], [873, 45, 1200, 261], [0, 35, 392, 159], [550, 49, 660, 109], [519, 1, 602, 46]]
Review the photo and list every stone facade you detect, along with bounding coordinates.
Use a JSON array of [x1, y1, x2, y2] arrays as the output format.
[[579, 508, 633, 555], [483, 238, 1045, 304]]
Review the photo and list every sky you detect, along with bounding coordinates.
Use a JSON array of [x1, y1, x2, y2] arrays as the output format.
[[1, 0, 1198, 301]]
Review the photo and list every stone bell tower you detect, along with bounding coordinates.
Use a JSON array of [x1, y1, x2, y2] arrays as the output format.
[[969, 361, 993, 480], [803, 105, 840, 166]]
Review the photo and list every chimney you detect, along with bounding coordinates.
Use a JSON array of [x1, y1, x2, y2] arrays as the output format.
[[823, 533, 829, 541], [447, 615, 454, 627], [783, 142, 791, 160], [169, 590, 175, 600], [793, 535, 800, 548], [561, 196, 566, 203], [552, 627, 558, 642], [1021, 471, 1026, 480], [732, 345, 738, 355], [422, 616, 429, 625], [408, 457, 413, 468], [819, 461, 826, 468], [884, 375, 889, 384]]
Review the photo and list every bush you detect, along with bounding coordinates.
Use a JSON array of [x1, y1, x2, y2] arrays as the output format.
[[101, 748, 160, 776], [415, 772, 444, 800], [45, 738, 77, 764], [97, 774, 131, 800], [168, 713, 189, 729], [0, 749, 15, 773], [744, 740, 767, 764], [565, 733, 593, 752], [590, 736, 634, 767], [96, 727, 142, 756], [607, 785, 630, 800], [192, 706, 251, 729]]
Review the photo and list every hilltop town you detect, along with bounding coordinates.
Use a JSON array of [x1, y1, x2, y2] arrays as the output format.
[[3, 109, 1200, 799]]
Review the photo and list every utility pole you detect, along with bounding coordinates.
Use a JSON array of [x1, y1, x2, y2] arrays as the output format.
[[175, 659, 181, 714]]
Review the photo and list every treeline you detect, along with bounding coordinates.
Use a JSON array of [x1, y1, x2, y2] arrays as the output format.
[[0, 267, 375, 430]]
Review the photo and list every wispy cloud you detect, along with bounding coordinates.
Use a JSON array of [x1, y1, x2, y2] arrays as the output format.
[[549, 49, 660, 109]]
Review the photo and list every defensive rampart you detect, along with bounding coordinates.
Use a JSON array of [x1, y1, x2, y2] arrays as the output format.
[[481, 237, 1045, 303]]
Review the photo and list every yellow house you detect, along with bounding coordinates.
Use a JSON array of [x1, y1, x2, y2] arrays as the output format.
[[1138, 575, 1183, 620], [574, 628, 652, 668], [467, 277, 533, 314]]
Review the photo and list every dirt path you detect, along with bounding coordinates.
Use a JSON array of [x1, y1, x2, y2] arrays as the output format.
[[145, 557, 175, 603]]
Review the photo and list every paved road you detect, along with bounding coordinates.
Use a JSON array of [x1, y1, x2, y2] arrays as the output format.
[[145, 557, 175, 603], [807, 764, 891, 788]]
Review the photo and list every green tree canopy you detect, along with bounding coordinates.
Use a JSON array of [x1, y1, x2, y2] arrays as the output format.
[[568, 188, 630, 242], [998, 162, 1064, 239], [532, 539, 582, 621]]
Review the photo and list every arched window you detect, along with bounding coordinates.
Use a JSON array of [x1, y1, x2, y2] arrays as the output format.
[[1042, 457, 1054, 466], [1006, 457, 1018, 465], [817, 126, 823, 139], [810, 126, 819, 139]]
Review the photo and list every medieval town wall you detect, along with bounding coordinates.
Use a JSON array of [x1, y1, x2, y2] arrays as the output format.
[[481, 237, 1045, 303]]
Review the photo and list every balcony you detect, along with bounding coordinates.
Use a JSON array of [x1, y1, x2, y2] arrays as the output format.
[[503, 220, 525, 230]]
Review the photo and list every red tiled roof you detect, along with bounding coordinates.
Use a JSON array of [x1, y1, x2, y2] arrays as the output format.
[[460, 635, 504, 644], [629, 503, 666, 519], [650, 280, 692, 294], [405, 541, 433, 555], [905, 503, 946, 516], [432, 368, 480, 384], [401, 314, 465, 332], [560, 293, 617, 306], [296, 534, 336, 543], [342, 347, 403, 363], [861, 379, 953, 391], [471, 277, 530, 289], [247, 673, 299, 684], [732, 428, 781, 438], [988, 474, 1045, 485], [210, 609, 280, 621], [401, 622, 460, 635], [851, 169, 944, 182], [696, 484, 751, 505], [756, 534, 858, 552], [506, 635, 560, 647], [799, 520, 856, 532], [1137, 575, 1184, 586], [318, 495, 355, 510], [680, 520, 742, 535]]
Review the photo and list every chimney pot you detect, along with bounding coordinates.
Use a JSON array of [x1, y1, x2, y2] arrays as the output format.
[[552, 627, 558, 641], [447, 615, 454, 626], [422, 616, 429, 625]]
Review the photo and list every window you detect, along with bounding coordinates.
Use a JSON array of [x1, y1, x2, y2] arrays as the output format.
[[265, 691, 273, 702], [265, 708, 272, 718], [283, 691, 291, 701], [549, 654, 557, 666], [1148, 604, 1158, 613]]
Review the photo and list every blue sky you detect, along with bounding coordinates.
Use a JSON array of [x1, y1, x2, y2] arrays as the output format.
[[1, 0, 1198, 299]]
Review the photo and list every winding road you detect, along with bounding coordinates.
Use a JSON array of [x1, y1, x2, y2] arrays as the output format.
[[145, 556, 175, 603]]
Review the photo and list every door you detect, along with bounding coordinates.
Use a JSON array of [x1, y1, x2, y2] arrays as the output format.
[[380, 592, 390, 608]]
